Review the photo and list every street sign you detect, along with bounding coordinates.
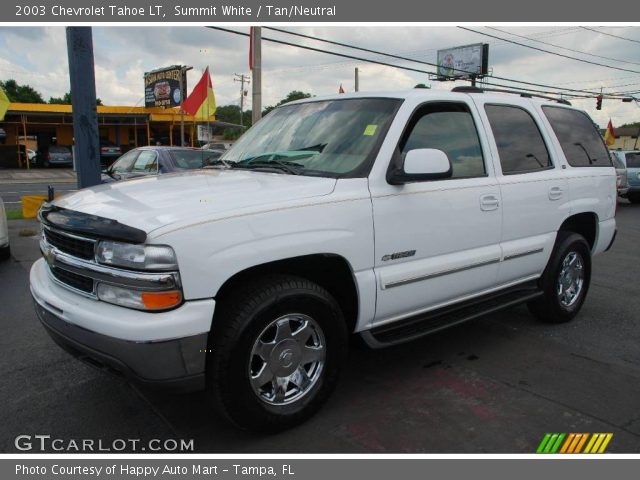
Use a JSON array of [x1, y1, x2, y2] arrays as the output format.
[[144, 65, 187, 108]]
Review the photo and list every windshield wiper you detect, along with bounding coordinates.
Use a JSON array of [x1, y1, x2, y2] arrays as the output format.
[[231, 160, 303, 175]]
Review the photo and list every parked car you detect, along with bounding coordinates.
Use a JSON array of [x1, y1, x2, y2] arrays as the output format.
[[27, 149, 37, 163], [610, 151, 629, 197], [0, 197, 9, 260], [101, 146, 219, 183], [100, 140, 122, 168], [37, 145, 73, 168], [611, 150, 640, 203], [31, 88, 616, 432]]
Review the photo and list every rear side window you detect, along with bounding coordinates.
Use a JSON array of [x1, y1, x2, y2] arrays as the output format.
[[484, 104, 552, 174], [626, 152, 640, 168], [542, 106, 611, 167]]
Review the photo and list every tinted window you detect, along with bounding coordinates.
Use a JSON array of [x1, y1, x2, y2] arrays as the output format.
[[111, 150, 139, 173], [170, 150, 208, 169], [401, 103, 485, 178], [626, 152, 640, 168], [543, 106, 611, 167], [610, 153, 625, 169], [485, 105, 552, 174], [132, 151, 158, 172]]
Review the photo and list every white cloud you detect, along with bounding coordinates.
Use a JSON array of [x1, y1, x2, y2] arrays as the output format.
[[0, 26, 639, 126]]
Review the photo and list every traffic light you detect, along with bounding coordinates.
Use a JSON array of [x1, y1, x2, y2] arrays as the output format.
[[596, 95, 603, 110]]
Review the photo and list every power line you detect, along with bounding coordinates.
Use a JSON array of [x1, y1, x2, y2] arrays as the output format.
[[459, 26, 640, 75], [486, 26, 640, 67], [207, 26, 628, 103], [262, 26, 626, 97], [581, 27, 640, 45]]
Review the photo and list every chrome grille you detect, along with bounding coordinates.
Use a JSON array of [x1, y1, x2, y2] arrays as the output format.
[[44, 228, 95, 260]]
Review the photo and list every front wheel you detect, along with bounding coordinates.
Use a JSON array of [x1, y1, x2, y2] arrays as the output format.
[[528, 232, 591, 323], [207, 274, 348, 432]]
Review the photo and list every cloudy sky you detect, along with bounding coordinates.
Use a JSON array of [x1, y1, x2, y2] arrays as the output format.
[[0, 25, 639, 127]]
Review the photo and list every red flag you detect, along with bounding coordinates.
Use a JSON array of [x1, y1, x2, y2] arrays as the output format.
[[181, 67, 216, 119], [338, 84, 345, 94], [249, 27, 254, 71]]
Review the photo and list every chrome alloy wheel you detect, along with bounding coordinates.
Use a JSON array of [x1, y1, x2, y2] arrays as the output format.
[[249, 314, 326, 406], [557, 251, 585, 308]]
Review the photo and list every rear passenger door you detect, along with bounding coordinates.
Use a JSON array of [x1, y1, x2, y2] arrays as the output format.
[[474, 99, 568, 285]]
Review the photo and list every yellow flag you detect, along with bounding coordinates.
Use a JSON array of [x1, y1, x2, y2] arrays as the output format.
[[0, 87, 10, 121]]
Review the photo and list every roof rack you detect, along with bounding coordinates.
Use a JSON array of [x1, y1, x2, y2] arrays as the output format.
[[451, 86, 572, 106]]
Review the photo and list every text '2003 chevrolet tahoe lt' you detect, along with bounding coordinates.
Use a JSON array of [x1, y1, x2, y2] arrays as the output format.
[[31, 87, 617, 431]]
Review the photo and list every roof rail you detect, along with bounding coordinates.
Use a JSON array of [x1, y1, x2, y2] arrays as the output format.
[[451, 86, 572, 106]]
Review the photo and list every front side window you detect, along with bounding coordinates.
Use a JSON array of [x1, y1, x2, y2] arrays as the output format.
[[626, 152, 640, 168], [111, 150, 139, 173], [542, 106, 611, 167], [221, 98, 401, 177], [132, 150, 158, 173], [400, 102, 486, 179], [485, 104, 552, 174]]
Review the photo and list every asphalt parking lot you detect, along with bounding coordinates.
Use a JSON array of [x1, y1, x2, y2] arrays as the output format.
[[1, 201, 639, 453]]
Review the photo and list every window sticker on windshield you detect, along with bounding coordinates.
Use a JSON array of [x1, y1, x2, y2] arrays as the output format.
[[363, 124, 378, 136]]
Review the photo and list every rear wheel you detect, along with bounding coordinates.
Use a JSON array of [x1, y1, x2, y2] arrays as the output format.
[[0, 245, 9, 261], [528, 232, 591, 323], [206, 274, 348, 432]]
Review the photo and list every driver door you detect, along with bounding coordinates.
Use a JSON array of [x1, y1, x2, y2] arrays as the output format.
[[369, 100, 502, 327]]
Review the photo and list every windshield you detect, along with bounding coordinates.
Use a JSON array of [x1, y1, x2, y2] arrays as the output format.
[[221, 98, 401, 176]]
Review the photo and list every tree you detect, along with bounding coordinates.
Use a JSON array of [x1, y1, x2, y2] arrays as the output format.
[[0, 79, 45, 103], [262, 90, 312, 116], [49, 91, 103, 106], [619, 122, 640, 129]]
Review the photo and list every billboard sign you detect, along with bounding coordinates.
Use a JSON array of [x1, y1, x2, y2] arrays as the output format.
[[144, 65, 187, 108], [436, 43, 489, 80]]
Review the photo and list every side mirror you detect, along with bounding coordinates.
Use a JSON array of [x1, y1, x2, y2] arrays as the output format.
[[388, 148, 452, 184]]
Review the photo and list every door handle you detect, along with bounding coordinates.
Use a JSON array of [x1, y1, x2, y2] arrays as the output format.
[[549, 186, 564, 201], [480, 194, 500, 211]]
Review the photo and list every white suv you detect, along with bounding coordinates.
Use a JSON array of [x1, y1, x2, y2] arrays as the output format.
[[30, 88, 617, 431], [0, 197, 10, 261]]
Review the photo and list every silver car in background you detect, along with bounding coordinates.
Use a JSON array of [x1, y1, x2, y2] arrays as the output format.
[[611, 151, 629, 198]]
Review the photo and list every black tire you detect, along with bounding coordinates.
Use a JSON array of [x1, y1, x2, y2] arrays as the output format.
[[206, 274, 348, 432], [528, 232, 591, 323], [0, 245, 9, 261], [628, 193, 640, 204]]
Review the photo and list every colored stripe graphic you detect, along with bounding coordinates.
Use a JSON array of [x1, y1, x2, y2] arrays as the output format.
[[537, 433, 613, 454]]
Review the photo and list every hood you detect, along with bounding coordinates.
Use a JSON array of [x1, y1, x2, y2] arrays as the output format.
[[53, 169, 337, 234]]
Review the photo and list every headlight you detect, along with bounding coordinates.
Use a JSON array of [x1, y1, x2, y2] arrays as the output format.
[[97, 283, 182, 311], [95, 241, 178, 271]]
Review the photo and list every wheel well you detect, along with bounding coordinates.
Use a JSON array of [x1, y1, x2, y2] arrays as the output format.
[[215, 254, 359, 333], [559, 212, 597, 250]]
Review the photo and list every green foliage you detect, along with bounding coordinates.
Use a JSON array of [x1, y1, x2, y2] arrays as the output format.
[[0, 79, 45, 103], [49, 91, 103, 106], [619, 122, 640, 129], [215, 104, 251, 126], [262, 90, 312, 117], [222, 127, 244, 140]]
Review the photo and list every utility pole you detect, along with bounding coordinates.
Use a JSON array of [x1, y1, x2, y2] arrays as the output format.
[[354, 67, 359, 92], [66, 27, 101, 188], [251, 27, 262, 125], [179, 65, 193, 146], [234, 73, 250, 127]]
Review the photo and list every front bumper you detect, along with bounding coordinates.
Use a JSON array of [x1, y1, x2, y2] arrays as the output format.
[[34, 300, 207, 392], [30, 258, 215, 391]]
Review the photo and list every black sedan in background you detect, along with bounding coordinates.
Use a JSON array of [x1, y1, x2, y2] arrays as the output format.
[[101, 146, 221, 183]]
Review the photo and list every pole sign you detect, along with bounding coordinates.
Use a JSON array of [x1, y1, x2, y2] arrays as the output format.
[[144, 65, 187, 108], [436, 43, 489, 80]]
